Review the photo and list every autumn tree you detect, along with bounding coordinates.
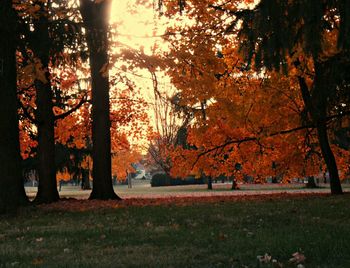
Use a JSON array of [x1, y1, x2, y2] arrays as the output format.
[[154, 0, 350, 194], [111, 133, 142, 182], [50, 58, 150, 194], [0, 0, 28, 213], [79, 0, 122, 200], [146, 91, 191, 175], [229, 0, 350, 194], [16, 0, 87, 203], [54, 88, 92, 190], [18, 0, 59, 203], [114, 46, 192, 176]]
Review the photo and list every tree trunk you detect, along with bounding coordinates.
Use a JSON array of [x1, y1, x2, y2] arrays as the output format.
[[305, 176, 317, 188], [32, 13, 59, 203], [207, 176, 213, 190], [231, 179, 238, 190], [80, 0, 121, 200], [127, 171, 132, 189], [316, 123, 343, 194], [81, 169, 91, 190], [0, 1, 28, 213], [88, 47, 120, 199], [34, 81, 59, 203], [297, 62, 343, 195], [313, 61, 343, 195]]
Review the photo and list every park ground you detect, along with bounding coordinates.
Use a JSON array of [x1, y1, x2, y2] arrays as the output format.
[[1, 183, 350, 267], [23, 180, 350, 200]]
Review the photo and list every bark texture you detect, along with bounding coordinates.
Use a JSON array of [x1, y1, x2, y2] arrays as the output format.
[[0, 1, 28, 213], [80, 0, 121, 200], [32, 11, 59, 203], [298, 60, 343, 195]]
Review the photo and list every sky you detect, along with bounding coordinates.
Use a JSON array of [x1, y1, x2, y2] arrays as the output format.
[[110, 0, 162, 52], [109, 0, 168, 150], [110, 0, 167, 102]]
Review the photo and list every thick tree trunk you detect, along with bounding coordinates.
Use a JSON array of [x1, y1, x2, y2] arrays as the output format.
[[80, 0, 121, 200], [88, 48, 120, 200], [0, 1, 28, 213], [32, 14, 59, 203], [34, 80, 59, 203]]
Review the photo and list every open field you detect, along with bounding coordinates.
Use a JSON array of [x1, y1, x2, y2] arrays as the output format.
[[1, 194, 350, 267]]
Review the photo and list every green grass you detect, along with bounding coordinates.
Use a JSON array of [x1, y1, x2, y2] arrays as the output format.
[[1, 195, 350, 267]]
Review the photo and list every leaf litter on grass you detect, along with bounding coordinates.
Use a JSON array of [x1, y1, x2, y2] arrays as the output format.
[[38, 192, 328, 212]]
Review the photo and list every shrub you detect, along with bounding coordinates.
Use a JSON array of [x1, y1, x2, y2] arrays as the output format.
[[151, 173, 172, 187], [151, 173, 205, 187]]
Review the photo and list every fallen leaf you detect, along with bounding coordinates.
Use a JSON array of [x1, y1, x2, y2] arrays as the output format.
[[35, 237, 43, 242], [32, 258, 44, 265], [257, 253, 272, 263], [289, 251, 306, 264], [218, 232, 228, 240]]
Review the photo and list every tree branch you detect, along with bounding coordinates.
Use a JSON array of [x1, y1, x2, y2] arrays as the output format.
[[326, 110, 350, 122], [190, 107, 350, 170], [191, 124, 315, 169], [54, 95, 88, 120]]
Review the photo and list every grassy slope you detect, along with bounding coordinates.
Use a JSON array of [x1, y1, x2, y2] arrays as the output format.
[[1, 195, 350, 267]]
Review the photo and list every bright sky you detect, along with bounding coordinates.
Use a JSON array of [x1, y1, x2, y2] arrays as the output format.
[[110, 0, 162, 51], [109, 0, 166, 150], [110, 0, 168, 102]]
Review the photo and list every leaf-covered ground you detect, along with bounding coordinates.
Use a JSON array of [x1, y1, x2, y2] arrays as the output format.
[[40, 192, 327, 212], [1, 193, 350, 267]]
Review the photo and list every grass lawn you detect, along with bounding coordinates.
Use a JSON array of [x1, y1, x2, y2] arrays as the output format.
[[24, 181, 350, 200], [1, 194, 350, 267]]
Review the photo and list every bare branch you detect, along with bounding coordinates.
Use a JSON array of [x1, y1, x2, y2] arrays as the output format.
[[54, 94, 88, 120]]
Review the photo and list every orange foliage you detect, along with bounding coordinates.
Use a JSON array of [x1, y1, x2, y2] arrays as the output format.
[[56, 170, 71, 182], [18, 59, 149, 181], [153, 0, 350, 182]]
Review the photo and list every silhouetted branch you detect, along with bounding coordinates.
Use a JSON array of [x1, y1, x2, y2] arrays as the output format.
[[191, 124, 314, 169], [54, 94, 88, 120]]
